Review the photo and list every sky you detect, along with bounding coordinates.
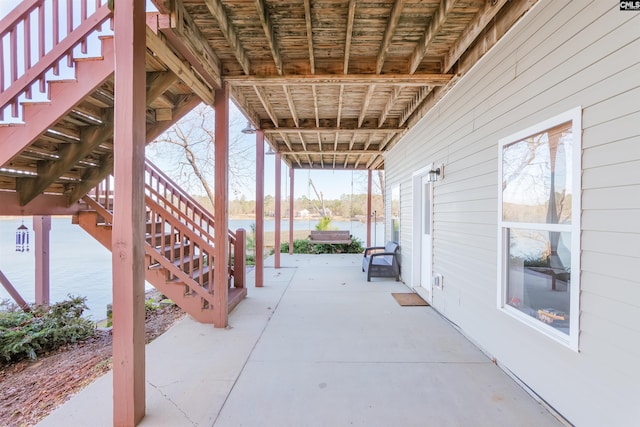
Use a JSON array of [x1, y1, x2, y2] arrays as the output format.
[[0, 0, 380, 201], [149, 102, 377, 200]]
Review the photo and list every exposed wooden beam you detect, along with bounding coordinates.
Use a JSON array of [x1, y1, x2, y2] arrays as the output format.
[[358, 85, 375, 128], [363, 134, 374, 150], [66, 95, 201, 206], [337, 84, 344, 127], [366, 153, 381, 169], [444, 0, 511, 72], [203, 0, 251, 74], [312, 85, 320, 127], [298, 132, 307, 151], [17, 120, 113, 206], [253, 85, 279, 127], [396, 0, 536, 149], [283, 85, 299, 127], [264, 127, 403, 134], [150, 4, 222, 89], [370, 155, 385, 170], [145, 95, 202, 144], [399, 86, 430, 126], [278, 149, 382, 155], [255, 0, 284, 75], [145, 26, 214, 105], [376, 0, 405, 74], [379, 86, 401, 128], [225, 73, 453, 86], [229, 87, 260, 127], [18, 68, 180, 206], [354, 154, 363, 169], [280, 133, 293, 151], [262, 117, 402, 130], [303, 0, 315, 74], [409, 0, 460, 74], [348, 133, 357, 150], [344, 0, 357, 73], [146, 71, 179, 103]]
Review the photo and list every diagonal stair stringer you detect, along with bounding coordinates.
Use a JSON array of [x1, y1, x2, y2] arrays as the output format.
[[0, 37, 115, 167]]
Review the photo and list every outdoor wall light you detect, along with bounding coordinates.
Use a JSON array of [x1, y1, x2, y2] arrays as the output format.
[[241, 121, 256, 134], [427, 164, 444, 182]]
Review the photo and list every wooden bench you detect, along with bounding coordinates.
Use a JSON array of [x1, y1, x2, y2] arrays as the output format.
[[362, 241, 400, 282], [309, 230, 352, 244]]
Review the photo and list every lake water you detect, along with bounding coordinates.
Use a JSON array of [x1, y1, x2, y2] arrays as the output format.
[[0, 217, 384, 319]]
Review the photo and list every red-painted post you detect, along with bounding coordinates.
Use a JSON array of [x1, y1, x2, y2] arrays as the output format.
[[112, 0, 147, 424], [274, 152, 282, 268], [234, 228, 246, 289], [289, 167, 294, 255], [367, 170, 373, 247], [33, 215, 51, 305], [213, 84, 229, 328], [255, 131, 264, 287]]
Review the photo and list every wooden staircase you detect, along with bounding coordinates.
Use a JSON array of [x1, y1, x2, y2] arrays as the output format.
[[76, 160, 246, 323], [0, 1, 246, 323]]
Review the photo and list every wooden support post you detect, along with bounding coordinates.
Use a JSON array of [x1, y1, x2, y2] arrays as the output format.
[[234, 228, 246, 288], [33, 216, 51, 305], [367, 170, 373, 247], [213, 84, 229, 328], [274, 153, 282, 268], [112, 0, 147, 424], [255, 131, 264, 287], [289, 167, 294, 256]]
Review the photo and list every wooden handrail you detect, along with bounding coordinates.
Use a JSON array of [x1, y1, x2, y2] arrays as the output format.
[[0, 0, 112, 119], [145, 159, 236, 242], [85, 160, 245, 291]]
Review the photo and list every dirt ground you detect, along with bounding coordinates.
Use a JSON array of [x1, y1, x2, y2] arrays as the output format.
[[0, 293, 185, 427]]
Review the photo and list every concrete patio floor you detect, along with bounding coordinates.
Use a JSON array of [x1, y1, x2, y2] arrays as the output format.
[[38, 254, 563, 426]]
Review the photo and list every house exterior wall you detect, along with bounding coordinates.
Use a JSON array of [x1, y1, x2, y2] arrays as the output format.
[[385, 1, 640, 425]]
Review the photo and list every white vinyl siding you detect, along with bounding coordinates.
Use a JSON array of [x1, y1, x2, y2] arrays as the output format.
[[385, 1, 640, 425]]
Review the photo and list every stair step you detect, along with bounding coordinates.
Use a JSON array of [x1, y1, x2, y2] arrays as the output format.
[[146, 220, 164, 234], [167, 264, 212, 286], [146, 231, 179, 247]]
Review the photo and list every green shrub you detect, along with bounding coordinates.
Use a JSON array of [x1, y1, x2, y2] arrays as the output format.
[[281, 237, 364, 255], [315, 216, 335, 231], [0, 296, 95, 364]]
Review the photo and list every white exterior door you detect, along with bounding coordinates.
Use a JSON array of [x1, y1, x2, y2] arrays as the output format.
[[412, 170, 433, 302]]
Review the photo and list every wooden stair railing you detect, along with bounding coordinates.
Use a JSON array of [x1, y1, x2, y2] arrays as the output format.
[[77, 161, 247, 324], [0, 0, 112, 122]]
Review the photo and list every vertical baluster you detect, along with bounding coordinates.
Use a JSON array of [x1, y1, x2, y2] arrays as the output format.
[[80, 1, 88, 53], [24, 15, 31, 72], [67, 0, 73, 34], [52, 0, 59, 45], [0, 38, 5, 93], [24, 14, 32, 102], [52, 0, 59, 75], [196, 245, 201, 287], [38, 5, 46, 93], [66, 0, 73, 67], [10, 28, 17, 85], [104, 175, 111, 210]]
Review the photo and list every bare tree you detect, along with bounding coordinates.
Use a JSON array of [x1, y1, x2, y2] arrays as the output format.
[[147, 103, 254, 207]]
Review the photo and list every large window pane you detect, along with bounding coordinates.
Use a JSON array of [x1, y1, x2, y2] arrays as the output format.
[[506, 228, 572, 335], [502, 122, 573, 224]]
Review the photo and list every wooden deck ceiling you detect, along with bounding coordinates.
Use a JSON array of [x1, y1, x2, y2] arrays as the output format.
[[162, 0, 535, 170], [0, 0, 536, 206]]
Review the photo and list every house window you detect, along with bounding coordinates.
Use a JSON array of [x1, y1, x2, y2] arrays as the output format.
[[498, 108, 581, 349]]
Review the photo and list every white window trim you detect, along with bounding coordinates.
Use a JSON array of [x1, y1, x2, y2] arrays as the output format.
[[497, 107, 582, 351]]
